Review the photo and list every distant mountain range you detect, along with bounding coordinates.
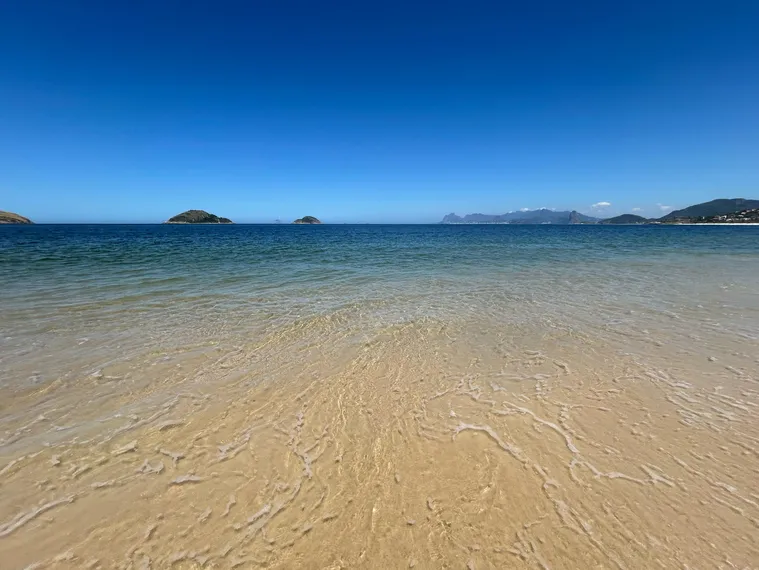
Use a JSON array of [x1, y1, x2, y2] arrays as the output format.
[[442, 198, 759, 225], [3, 198, 758, 226], [441, 209, 598, 224]]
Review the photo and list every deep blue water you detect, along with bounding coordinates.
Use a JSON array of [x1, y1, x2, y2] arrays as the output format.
[[3, 223, 758, 271]]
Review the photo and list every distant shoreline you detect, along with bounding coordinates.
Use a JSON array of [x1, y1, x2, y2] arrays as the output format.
[[440, 222, 759, 226], [4, 222, 759, 226]]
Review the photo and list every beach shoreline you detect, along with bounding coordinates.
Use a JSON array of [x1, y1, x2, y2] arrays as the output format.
[[2, 224, 758, 569]]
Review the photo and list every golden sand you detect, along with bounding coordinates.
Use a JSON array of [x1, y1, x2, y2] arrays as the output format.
[[1, 316, 758, 569]]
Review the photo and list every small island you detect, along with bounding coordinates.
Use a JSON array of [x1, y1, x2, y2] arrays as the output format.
[[293, 216, 322, 224], [165, 210, 234, 224], [0, 210, 33, 224]]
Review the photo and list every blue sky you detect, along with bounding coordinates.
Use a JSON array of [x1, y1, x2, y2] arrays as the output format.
[[1, 1, 758, 223]]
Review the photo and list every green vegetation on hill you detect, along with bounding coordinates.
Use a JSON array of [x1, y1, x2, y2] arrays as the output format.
[[600, 214, 649, 225], [660, 198, 759, 221], [293, 216, 322, 224], [0, 210, 33, 224], [165, 210, 233, 224], [694, 208, 759, 224]]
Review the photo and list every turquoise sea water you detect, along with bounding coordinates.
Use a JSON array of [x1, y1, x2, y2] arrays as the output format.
[[2, 224, 759, 393], [0, 225, 759, 364]]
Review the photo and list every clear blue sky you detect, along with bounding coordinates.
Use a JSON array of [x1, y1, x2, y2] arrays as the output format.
[[1, 1, 758, 223]]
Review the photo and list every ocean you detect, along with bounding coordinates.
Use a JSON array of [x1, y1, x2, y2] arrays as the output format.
[[1, 224, 758, 568]]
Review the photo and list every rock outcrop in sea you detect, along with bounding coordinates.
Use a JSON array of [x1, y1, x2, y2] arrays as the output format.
[[293, 216, 321, 224], [0, 210, 33, 224], [164, 210, 234, 224]]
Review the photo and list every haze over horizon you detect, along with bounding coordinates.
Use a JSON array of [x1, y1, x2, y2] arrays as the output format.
[[1, 1, 758, 223]]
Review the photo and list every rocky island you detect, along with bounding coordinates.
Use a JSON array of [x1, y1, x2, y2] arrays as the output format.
[[293, 216, 322, 224], [0, 210, 33, 224], [165, 210, 233, 224]]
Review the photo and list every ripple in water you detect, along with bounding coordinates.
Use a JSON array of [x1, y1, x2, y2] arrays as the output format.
[[1, 224, 758, 568]]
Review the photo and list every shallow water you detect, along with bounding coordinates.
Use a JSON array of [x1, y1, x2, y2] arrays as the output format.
[[1, 224, 758, 569]]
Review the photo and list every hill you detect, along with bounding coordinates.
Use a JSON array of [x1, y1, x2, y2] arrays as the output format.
[[293, 216, 322, 224], [599, 214, 649, 225], [441, 209, 598, 224], [165, 210, 233, 224], [696, 208, 759, 224], [660, 199, 759, 221], [0, 210, 33, 224]]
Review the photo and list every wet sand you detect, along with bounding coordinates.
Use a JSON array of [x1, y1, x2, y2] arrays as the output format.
[[2, 312, 758, 569]]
